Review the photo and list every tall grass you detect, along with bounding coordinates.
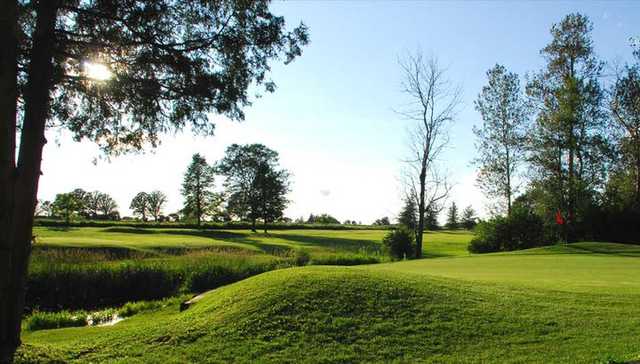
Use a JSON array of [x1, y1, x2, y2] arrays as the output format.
[[27, 249, 296, 311]]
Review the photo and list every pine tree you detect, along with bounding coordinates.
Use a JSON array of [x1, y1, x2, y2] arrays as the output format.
[[526, 13, 609, 242], [398, 197, 418, 231], [182, 154, 217, 226], [446, 202, 459, 230]]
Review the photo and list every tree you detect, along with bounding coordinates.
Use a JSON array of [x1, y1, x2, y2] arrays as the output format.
[[461, 205, 477, 230], [147, 191, 168, 222], [96, 193, 118, 219], [610, 57, 640, 206], [182, 154, 217, 226], [82, 191, 102, 219], [398, 51, 459, 258], [217, 144, 290, 232], [129, 192, 150, 222], [373, 217, 391, 226], [526, 13, 609, 242], [398, 197, 417, 231], [0, 1, 308, 359], [474, 64, 529, 216], [51, 192, 83, 225], [446, 202, 459, 230], [307, 214, 340, 225], [424, 203, 441, 231], [382, 227, 415, 260], [255, 167, 290, 232]]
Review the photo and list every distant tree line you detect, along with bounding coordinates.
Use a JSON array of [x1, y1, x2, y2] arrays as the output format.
[[471, 13, 640, 252], [37, 144, 292, 233]]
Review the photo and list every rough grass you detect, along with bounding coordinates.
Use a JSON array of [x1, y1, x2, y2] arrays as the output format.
[[27, 227, 472, 310], [20, 239, 640, 363]]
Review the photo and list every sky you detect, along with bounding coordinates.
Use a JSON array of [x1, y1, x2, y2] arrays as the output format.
[[38, 1, 639, 224]]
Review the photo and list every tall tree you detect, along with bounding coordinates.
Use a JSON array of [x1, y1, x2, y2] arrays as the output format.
[[526, 13, 609, 242], [129, 192, 150, 222], [460, 205, 477, 230], [398, 197, 417, 231], [182, 154, 216, 226], [255, 167, 290, 232], [424, 203, 441, 231], [445, 202, 459, 230], [82, 191, 102, 219], [0, 1, 307, 359], [398, 51, 459, 258], [51, 192, 83, 225], [474, 64, 529, 216], [610, 57, 640, 206], [96, 193, 118, 218], [147, 191, 168, 222], [217, 144, 290, 232]]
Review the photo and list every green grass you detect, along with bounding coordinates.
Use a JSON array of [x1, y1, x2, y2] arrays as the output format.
[[27, 227, 472, 310], [19, 231, 640, 363], [32, 226, 472, 257]]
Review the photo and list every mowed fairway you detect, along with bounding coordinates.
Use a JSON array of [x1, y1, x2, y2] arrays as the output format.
[[32, 226, 473, 257], [20, 227, 640, 363]]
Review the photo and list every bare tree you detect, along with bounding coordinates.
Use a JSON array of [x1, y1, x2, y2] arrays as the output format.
[[397, 51, 460, 258]]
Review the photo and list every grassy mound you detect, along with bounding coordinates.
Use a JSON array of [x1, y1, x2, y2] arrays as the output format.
[[21, 254, 640, 363]]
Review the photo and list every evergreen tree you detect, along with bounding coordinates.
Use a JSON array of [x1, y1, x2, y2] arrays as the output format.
[[461, 205, 477, 230], [446, 202, 459, 230], [398, 197, 418, 231], [526, 13, 609, 242], [424, 204, 441, 231], [181, 154, 217, 226]]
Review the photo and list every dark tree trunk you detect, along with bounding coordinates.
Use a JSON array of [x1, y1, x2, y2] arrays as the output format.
[[415, 160, 427, 259], [0, 0, 19, 362], [0, 2, 58, 362]]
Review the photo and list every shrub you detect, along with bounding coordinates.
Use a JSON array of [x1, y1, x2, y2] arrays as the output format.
[[382, 227, 415, 260], [468, 206, 548, 253], [24, 310, 87, 331], [310, 253, 381, 266]]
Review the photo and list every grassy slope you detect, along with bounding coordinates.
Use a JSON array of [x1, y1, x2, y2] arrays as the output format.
[[21, 236, 640, 363]]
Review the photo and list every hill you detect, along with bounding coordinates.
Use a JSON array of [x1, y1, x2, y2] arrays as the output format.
[[20, 242, 640, 363]]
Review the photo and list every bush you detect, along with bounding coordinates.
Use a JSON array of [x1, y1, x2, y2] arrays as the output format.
[[310, 253, 381, 266], [382, 227, 415, 260], [468, 207, 548, 253], [23, 310, 87, 331]]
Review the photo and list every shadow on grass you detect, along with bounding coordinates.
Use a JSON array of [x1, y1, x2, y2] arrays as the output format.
[[101, 226, 383, 255]]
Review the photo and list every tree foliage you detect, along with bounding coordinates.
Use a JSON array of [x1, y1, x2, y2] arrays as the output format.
[[217, 144, 290, 232], [526, 13, 609, 242], [181, 153, 217, 226], [474, 64, 529, 216], [445, 202, 459, 230], [129, 192, 150, 221]]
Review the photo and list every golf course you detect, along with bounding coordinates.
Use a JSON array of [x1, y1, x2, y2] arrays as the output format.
[[15, 226, 640, 363]]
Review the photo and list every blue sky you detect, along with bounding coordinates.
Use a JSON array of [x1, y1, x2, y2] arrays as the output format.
[[39, 1, 639, 223]]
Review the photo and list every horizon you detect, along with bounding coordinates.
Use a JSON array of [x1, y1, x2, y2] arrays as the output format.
[[37, 1, 639, 224]]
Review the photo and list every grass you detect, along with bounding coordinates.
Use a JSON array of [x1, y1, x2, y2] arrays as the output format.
[[32, 226, 472, 257], [18, 227, 640, 363], [27, 227, 472, 310]]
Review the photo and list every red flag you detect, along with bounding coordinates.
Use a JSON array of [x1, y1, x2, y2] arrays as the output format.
[[555, 210, 564, 225]]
